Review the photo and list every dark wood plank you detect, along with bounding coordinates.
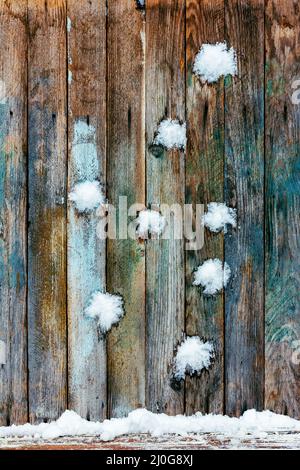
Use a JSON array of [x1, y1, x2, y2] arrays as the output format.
[[224, 0, 265, 415], [107, 0, 146, 418], [28, 0, 67, 422], [0, 0, 28, 425], [146, 0, 185, 414], [185, 0, 225, 415], [265, 0, 300, 417], [67, 0, 107, 421]]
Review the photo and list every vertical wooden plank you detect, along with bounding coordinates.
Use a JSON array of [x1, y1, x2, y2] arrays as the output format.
[[265, 0, 300, 417], [146, 0, 185, 414], [0, 0, 27, 425], [67, 0, 107, 420], [28, 0, 67, 422], [107, 0, 145, 417], [224, 0, 264, 415], [185, 0, 224, 415]]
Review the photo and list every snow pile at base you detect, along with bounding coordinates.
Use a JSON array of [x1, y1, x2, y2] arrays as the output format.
[[135, 209, 166, 239], [193, 42, 237, 84], [69, 181, 105, 213], [193, 258, 231, 295], [202, 202, 237, 233], [85, 292, 124, 334], [153, 119, 186, 150], [174, 336, 214, 380], [1, 408, 300, 441]]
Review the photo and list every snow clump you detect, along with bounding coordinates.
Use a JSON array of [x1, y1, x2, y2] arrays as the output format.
[[69, 180, 105, 213], [85, 292, 124, 334], [193, 258, 231, 295], [202, 202, 237, 233], [174, 336, 214, 380], [193, 42, 237, 84]]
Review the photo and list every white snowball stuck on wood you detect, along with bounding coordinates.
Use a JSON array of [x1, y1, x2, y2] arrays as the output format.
[[174, 336, 214, 380], [85, 292, 124, 334], [193, 258, 231, 295], [193, 42, 237, 84], [202, 202, 237, 233], [69, 180, 105, 213], [135, 209, 166, 239], [153, 118, 186, 150]]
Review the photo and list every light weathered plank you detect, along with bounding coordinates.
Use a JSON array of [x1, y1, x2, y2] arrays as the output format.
[[145, 0, 185, 414], [107, 0, 146, 417], [224, 0, 264, 415], [265, 0, 300, 417], [67, 0, 107, 420], [28, 0, 67, 422], [0, 0, 28, 425], [185, 0, 225, 415]]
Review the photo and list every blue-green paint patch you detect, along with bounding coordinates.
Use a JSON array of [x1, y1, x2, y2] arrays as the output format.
[[224, 75, 232, 88], [72, 119, 99, 181], [68, 119, 105, 392]]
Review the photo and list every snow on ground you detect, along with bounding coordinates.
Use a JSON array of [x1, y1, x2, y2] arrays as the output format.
[[174, 337, 214, 380], [193, 259, 231, 295], [193, 42, 237, 84], [135, 209, 166, 239], [202, 202, 237, 233], [1, 408, 300, 443], [69, 180, 105, 212], [85, 291, 124, 334], [153, 119, 186, 150]]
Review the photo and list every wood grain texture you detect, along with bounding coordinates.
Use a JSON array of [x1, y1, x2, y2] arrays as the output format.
[[28, 0, 67, 422], [0, 0, 27, 425], [67, 0, 107, 421], [265, 0, 300, 417], [107, 0, 146, 418], [224, 0, 264, 415], [185, 0, 224, 415], [145, 0, 185, 414]]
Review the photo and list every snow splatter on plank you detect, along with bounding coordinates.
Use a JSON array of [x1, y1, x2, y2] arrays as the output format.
[[145, 0, 185, 414], [106, 0, 146, 418], [224, 0, 265, 415], [0, 0, 28, 425], [67, 0, 107, 421], [265, 0, 300, 417], [27, 0, 67, 423], [185, 0, 225, 415]]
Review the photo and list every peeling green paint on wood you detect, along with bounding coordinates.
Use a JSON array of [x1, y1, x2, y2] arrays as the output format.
[[224, 0, 265, 416], [265, 0, 300, 417], [67, 0, 107, 421]]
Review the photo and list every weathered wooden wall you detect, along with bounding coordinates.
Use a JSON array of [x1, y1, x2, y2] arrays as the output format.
[[1, 0, 300, 424]]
